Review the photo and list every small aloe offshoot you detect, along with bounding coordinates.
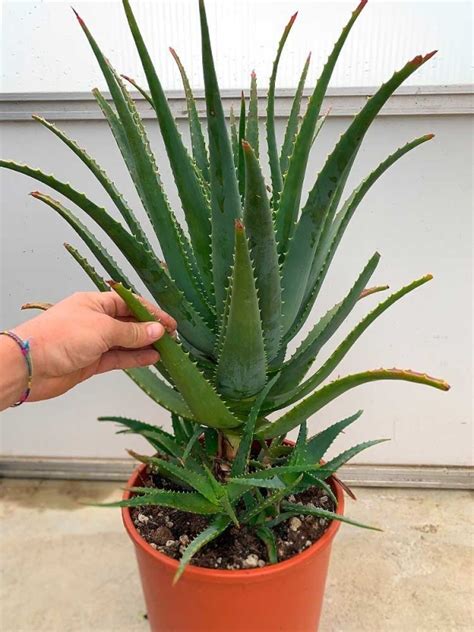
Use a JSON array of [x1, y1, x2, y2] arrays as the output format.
[[1, 0, 449, 581]]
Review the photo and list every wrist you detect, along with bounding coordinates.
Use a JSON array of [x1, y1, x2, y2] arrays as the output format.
[[0, 334, 30, 410]]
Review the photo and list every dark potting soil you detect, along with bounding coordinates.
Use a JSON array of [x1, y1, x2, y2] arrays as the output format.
[[130, 468, 337, 571]]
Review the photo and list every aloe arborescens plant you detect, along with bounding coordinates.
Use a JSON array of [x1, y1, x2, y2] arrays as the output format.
[[1, 0, 449, 581]]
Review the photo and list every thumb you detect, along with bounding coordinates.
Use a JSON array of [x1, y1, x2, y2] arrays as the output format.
[[107, 319, 165, 349]]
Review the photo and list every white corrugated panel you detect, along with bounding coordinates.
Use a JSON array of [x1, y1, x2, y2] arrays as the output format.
[[1, 0, 471, 93]]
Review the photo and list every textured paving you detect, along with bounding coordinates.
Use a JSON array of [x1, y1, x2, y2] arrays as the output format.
[[0, 480, 472, 631]]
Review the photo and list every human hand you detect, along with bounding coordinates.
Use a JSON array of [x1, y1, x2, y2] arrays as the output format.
[[1, 291, 176, 407]]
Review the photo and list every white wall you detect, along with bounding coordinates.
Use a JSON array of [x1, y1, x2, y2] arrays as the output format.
[[1, 110, 472, 465]]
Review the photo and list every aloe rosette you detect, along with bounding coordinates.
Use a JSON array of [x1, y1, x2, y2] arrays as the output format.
[[1, 0, 449, 580]]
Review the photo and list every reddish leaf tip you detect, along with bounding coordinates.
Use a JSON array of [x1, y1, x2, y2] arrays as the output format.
[[355, 0, 368, 14], [235, 219, 244, 231], [288, 11, 298, 25], [425, 133, 435, 140], [306, 51, 312, 62], [423, 49, 438, 62], [71, 6, 85, 26], [410, 50, 437, 67], [106, 279, 119, 288], [251, 69, 256, 79], [241, 139, 251, 151]]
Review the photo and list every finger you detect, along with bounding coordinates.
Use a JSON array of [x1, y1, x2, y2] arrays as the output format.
[[137, 296, 177, 333], [94, 292, 133, 318], [96, 291, 177, 332], [105, 319, 165, 350], [95, 348, 160, 374]]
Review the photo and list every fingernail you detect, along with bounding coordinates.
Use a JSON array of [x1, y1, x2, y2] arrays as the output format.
[[147, 323, 164, 340]]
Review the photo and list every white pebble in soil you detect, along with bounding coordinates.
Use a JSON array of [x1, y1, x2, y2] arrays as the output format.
[[289, 517, 302, 532], [242, 554, 260, 568], [137, 513, 149, 524]]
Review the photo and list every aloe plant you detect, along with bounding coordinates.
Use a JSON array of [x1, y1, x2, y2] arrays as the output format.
[[1, 0, 449, 581]]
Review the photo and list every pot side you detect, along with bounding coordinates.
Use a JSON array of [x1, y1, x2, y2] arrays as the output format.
[[122, 463, 344, 632]]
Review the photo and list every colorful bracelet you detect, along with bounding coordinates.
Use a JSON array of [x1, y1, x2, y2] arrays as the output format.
[[0, 330, 33, 406]]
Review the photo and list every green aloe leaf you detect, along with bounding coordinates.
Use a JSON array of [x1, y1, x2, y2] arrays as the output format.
[[100, 416, 184, 457], [230, 105, 239, 170], [288, 275, 435, 405], [276, 1, 367, 255], [74, 10, 210, 315], [171, 412, 190, 444], [272, 252, 379, 397], [311, 107, 331, 147], [228, 477, 286, 490], [281, 52, 437, 330], [266, 12, 297, 207], [279, 51, 311, 177], [111, 282, 242, 430], [182, 425, 206, 462], [130, 452, 219, 504], [320, 439, 389, 476], [169, 47, 210, 184], [237, 92, 247, 199], [247, 71, 259, 157], [306, 410, 363, 464], [299, 134, 435, 326], [32, 115, 150, 249], [231, 374, 281, 478], [273, 501, 381, 531], [198, 0, 242, 312], [216, 221, 267, 399], [239, 477, 302, 524], [296, 476, 338, 505], [260, 368, 450, 439], [100, 489, 219, 515], [242, 141, 282, 361], [122, 0, 213, 289], [63, 242, 109, 291], [30, 192, 135, 291], [175, 513, 231, 582], [121, 74, 154, 107], [255, 525, 278, 563]]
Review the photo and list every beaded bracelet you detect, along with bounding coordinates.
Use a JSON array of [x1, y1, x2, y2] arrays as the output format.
[[0, 330, 33, 406]]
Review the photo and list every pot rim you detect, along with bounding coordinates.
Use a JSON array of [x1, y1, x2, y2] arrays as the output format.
[[122, 462, 344, 581]]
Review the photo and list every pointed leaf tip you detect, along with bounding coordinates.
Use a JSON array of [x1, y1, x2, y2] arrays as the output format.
[[71, 7, 85, 26], [355, 0, 368, 13], [235, 219, 244, 231], [425, 133, 435, 140], [288, 11, 298, 26], [423, 50, 438, 62], [410, 50, 437, 66]]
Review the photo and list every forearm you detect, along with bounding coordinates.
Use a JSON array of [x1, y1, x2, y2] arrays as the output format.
[[0, 336, 29, 411]]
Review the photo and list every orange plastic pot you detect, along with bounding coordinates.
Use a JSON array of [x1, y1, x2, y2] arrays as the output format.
[[122, 463, 344, 632]]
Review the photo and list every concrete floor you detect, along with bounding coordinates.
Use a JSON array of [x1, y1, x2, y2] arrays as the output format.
[[0, 480, 472, 632]]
